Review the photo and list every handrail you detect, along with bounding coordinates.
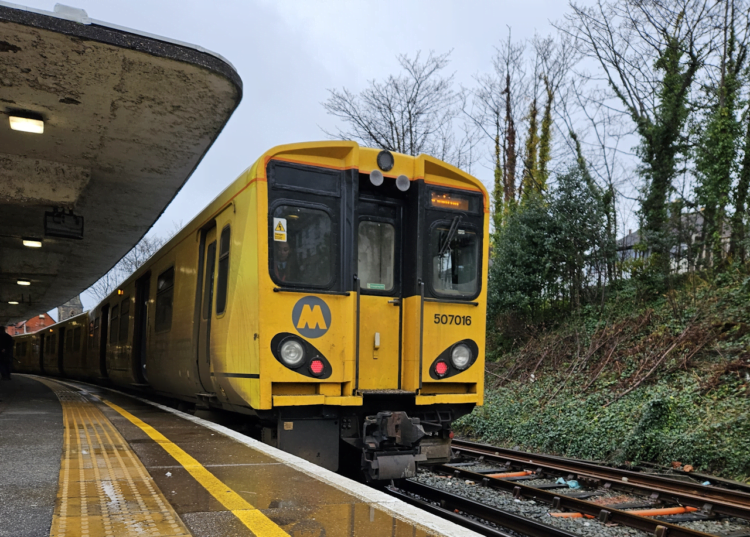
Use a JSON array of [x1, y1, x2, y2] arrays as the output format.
[[353, 275, 361, 395], [418, 279, 425, 392]]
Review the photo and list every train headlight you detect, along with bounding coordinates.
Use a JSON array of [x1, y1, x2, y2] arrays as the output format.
[[451, 344, 471, 370], [370, 170, 384, 186], [279, 339, 305, 367]]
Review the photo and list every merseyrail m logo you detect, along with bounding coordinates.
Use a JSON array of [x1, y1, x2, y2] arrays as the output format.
[[292, 296, 331, 338]]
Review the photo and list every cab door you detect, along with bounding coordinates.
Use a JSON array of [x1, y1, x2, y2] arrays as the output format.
[[356, 199, 403, 391], [197, 226, 217, 392]]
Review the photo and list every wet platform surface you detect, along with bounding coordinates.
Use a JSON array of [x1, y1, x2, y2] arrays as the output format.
[[0, 375, 480, 537]]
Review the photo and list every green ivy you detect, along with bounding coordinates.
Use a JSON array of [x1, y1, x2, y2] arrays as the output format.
[[469, 266, 750, 482]]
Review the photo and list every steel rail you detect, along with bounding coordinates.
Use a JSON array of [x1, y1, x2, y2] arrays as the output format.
[[452, 439, 750, 521], [433, 465, 716, 537], [387, 480, 580, 537]]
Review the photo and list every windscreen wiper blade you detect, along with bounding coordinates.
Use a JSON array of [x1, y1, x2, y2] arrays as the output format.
[[438, 215, 462, 257]]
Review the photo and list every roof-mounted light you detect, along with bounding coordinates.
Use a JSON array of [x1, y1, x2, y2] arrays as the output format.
[[396, 174, 410, 192], [9, 112, 44, 134], [377, 150, 394, 172]]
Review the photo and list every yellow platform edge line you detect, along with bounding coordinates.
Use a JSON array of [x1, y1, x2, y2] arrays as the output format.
[[101, 399, 290, 537]]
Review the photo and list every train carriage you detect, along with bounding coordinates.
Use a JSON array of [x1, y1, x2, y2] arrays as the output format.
[[12, 332, 36, 374], [19, 141, 489, 481]]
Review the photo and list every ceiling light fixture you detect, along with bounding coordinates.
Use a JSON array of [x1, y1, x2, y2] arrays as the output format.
[[9, 112, 44, 134], [17, 280, 30, 286], [22, 238, 43, 248], [8, 301, 19, 305]]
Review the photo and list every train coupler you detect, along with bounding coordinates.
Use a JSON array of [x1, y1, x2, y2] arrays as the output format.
[[360, 411, 427, 481]]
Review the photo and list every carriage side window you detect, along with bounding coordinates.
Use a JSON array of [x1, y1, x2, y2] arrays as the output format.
[[429, 225, 480, 297], [49, 334, 56, 354], [216, 226, 230, 314], [65, 331, 73, 352], [203, 242, 216, 320], [155, 268, 174, 332], [119, 298, 130, 343], [110, 305, 119, 344], [270, 205, 333, 287], [358, 221, 395, 291], [73, 327, 82, 351]]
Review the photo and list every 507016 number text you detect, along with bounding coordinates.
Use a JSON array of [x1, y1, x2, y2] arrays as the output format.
[[433, 314, 471, 326]]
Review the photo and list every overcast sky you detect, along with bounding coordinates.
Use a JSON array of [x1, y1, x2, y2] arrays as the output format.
[[18, 0, 578, 310]]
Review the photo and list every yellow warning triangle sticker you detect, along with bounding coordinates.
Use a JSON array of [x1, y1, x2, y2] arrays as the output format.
[[275, 222, 285, 232]]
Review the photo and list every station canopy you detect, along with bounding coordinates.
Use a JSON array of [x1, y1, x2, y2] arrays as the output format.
[[0, 3, 242, 324]]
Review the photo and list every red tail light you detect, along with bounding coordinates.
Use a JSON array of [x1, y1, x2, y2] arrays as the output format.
[[435, 361, 448, 377], [309, 359, 324, 376]]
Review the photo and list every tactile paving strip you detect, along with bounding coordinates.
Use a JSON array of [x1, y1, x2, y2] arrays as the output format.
[[38, 378, 192, 537]]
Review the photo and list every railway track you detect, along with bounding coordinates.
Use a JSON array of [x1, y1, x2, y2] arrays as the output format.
[[386, 479, 580, 537], [383, 439, 750, 537], [451, 439, 750, 521]]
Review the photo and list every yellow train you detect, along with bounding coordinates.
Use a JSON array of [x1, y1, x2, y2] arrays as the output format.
[[13, 141, 488, 480]]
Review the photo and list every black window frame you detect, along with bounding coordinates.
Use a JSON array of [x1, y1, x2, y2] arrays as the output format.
[[155, 266, 175, 332], [268, 159, 342, 198], [267, 199, 338, 290], [425, 218, 483, 301], [216, 225, 230, 315]]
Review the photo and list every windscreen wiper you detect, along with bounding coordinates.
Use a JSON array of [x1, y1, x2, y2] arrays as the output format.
[[438, 215, 462, 257]]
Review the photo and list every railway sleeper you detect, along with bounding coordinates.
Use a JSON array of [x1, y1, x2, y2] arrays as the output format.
[[432, 465, 717, 537]]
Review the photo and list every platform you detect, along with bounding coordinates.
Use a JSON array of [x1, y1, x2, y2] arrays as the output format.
[[0, 375, 480, 537]]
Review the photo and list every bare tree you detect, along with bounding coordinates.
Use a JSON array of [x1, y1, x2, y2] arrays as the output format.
[[323, 51, 477, 169], [87, 234, 168, 302]]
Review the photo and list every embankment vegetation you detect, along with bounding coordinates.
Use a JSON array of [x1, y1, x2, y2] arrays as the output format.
[[458, 268, 750, 481]]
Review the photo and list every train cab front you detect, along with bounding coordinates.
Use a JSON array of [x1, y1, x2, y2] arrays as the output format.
[[255, 142, 488, 482]]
